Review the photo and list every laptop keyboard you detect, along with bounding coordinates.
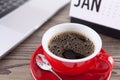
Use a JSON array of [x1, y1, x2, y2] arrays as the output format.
[[0, 0, 29, 18]]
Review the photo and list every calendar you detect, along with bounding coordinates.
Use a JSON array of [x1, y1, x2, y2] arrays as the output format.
[[70, 0, 120, 39]]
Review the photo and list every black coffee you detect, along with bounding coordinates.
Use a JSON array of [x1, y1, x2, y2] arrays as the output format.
[[48, 31, 95, 59]]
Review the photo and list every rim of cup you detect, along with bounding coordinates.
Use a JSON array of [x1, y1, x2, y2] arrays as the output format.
[[42, 23, 102, 63]]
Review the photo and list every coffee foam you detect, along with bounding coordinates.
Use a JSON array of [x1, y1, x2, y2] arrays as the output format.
[[48, 31, 95, 59]]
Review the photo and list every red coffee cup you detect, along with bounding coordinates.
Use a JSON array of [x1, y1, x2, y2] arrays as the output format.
[[41, 23, 102, 76]]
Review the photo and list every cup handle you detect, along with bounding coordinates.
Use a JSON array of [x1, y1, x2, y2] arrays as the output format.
[[89, 49, 114, 73], [98, 49, 114, 71], [84, 49, 114, 80]]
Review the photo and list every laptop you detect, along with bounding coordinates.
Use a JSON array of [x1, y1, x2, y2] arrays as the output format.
[[0, 0, 70, 58]]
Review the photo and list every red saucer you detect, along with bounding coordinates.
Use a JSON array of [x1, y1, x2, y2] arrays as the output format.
[[30, 45, 114, 80]]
